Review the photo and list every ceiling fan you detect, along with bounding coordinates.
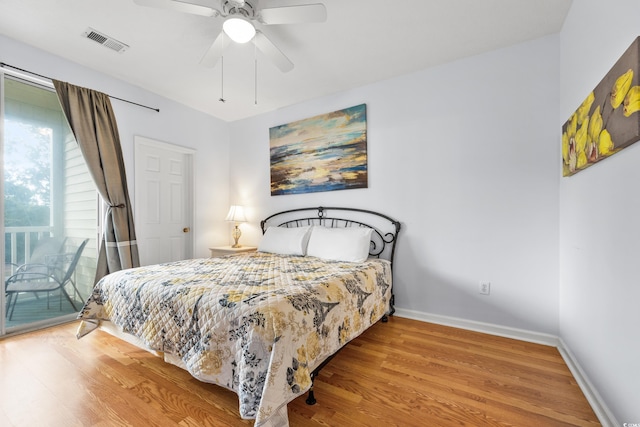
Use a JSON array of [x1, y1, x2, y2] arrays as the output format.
[[133, 0, 327, 72]]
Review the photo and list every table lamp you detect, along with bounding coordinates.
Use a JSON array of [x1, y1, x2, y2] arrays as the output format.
[[225, 205, 247, 248]]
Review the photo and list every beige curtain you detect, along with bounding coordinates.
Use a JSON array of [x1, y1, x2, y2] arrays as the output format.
[[53, 80, 140, 283]]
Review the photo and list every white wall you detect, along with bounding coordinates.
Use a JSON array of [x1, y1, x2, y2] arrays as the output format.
[[0, 34, 231, 258], [229, 35, 561, 335], [559, 1, 640, 423]]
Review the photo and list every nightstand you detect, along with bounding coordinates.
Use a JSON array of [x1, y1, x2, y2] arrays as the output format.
[[209, 246, 257, 258]]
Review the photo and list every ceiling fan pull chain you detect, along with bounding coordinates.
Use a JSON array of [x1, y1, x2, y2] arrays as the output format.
[[254, 44, 258, 105], [219, 55, 226, 103]]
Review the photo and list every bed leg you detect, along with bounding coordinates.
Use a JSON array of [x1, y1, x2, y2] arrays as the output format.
[[306, 373, 317, 405], [388, 294, 396, 316], [382, 294, 395, 323]]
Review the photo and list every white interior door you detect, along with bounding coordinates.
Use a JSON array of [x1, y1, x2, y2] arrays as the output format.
[[134, 136, 195, 266]]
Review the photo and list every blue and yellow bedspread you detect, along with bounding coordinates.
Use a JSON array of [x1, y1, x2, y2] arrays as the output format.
[[77, 252, 392, 426]]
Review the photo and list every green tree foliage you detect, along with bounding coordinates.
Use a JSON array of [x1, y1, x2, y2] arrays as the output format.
[[4, 121, 51, 227], [4, 120, 51, 263]]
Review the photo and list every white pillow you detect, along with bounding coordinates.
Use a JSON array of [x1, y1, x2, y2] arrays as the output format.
[[258, 226, 312, 256], [306, 226, 373, 263]]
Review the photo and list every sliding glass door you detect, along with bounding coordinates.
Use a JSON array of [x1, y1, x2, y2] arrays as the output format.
[[1, 72, 98, 335]]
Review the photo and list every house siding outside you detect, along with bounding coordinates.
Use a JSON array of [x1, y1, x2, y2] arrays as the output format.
[[63, 130, 97, 297]]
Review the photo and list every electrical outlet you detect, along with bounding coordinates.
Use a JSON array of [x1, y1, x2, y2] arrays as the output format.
[[479, 281, 491, 295]]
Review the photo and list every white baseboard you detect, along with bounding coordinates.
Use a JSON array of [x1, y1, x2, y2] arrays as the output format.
[[393, 308, 616, 426], [394, 308, 559, 346], [557, 338, 619, 427]]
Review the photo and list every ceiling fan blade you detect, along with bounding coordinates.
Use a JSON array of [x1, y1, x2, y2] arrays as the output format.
[[133, 0, 219, 17], [260, 3, 327, 25], [200, 32, 228, 67], [253, 31, 294, 73]]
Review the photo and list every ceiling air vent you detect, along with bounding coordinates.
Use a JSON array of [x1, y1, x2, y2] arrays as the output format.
[[82, 28, 129, 53]]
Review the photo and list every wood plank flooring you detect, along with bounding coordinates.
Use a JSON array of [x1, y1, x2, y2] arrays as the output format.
[[0, 317, 600, 426]]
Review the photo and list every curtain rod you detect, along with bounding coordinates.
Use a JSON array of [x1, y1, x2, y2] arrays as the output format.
[[0, 62, 160, 113]]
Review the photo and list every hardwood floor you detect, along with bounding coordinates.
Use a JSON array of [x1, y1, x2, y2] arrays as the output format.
[[0, 317, 600, 426]]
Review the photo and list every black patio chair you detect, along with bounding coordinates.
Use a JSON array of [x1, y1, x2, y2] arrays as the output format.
[[5, 239, 88, 320]]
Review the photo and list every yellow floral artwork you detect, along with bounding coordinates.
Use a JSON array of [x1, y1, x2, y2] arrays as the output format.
[[562, 37, 640, 176]]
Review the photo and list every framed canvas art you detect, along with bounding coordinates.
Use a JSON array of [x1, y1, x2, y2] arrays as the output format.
[[562, 37, 640, 176], [269, 104, 367, 195]]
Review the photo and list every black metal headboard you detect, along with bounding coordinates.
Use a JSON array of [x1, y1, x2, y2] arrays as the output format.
[[260, 206, 401, 267]]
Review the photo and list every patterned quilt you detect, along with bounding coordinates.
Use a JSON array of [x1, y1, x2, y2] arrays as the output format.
[[76, 252, 392, 426]]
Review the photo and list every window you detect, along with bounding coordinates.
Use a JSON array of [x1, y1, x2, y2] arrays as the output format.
[[1, 72, 98, 334]]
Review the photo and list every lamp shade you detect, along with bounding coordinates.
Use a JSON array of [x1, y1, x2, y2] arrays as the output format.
[[223, 17, 256, 43], [225, 205, 247, 222]]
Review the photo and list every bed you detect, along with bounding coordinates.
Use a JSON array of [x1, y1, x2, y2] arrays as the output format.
[[77, 206, 401, 427]]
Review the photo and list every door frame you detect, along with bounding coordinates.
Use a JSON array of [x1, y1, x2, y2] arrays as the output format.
[[133, 135, 196, 264], [1, 71, 6, 334]]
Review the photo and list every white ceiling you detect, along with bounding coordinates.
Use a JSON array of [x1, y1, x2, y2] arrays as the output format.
[[0, 0, 572, 122]]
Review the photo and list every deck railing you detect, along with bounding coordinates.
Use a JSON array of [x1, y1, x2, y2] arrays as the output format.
[[4, 226, 55, 268]]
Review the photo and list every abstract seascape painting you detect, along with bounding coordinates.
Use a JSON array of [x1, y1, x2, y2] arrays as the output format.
[[269, 104, 367, 195]]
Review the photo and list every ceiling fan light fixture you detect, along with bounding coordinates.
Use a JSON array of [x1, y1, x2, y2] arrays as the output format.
[[223, 17, 256, 43]]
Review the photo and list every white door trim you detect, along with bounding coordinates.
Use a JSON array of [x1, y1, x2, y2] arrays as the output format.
[[135, 136, 196, 155]]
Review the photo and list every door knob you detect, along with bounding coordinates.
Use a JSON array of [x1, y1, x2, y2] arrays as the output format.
[[183, 227, 190, 233]]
